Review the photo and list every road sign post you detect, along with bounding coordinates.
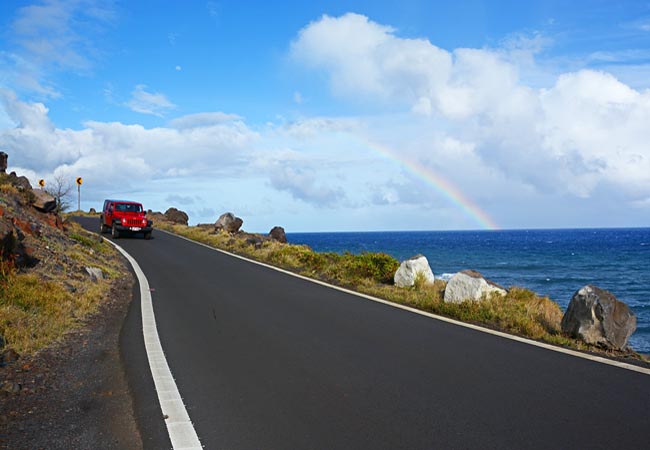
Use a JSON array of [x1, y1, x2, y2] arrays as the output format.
[[76, 177, 83, 212], [38, 179, 45, 189]]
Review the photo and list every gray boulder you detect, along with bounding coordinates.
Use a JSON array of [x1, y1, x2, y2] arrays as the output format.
[[269, 226, 287, 243], [444, 270, 507, 303], [32, 189, 56, 213], [164, 207, 189, 225], [394, 255, 435, 287], [7, 172, 31, 191], [215, 212, 243, 233], [561, 285, 636, 350], [246, 236, 264, 249]]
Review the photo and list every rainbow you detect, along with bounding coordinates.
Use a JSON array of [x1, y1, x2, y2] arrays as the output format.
[[355, 135, 500, 230]]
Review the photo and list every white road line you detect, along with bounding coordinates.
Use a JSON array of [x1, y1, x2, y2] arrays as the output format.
[[106, 238, 203, 450], [161, 229, 650, 377]]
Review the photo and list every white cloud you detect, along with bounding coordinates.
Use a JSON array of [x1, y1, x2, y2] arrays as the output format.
[[291, 13, 650, 205], [292, 13, 451, 106], [0, 90, 256, 193], [175, 65, 182, 71], [126, 84, 176, 116], [267, 164, 345, 206], [280, 117, 359, 139]]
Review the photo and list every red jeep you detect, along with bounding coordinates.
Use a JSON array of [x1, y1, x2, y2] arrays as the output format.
[[100, 199, 153, 239]]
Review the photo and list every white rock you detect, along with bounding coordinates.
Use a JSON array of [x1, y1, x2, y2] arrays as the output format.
[[444, 270, 506, 303], [85, 267, 104, 282], [394, 255, 435, 288]]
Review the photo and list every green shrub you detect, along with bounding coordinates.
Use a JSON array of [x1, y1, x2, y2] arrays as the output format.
[[341, 252, 400, 284]]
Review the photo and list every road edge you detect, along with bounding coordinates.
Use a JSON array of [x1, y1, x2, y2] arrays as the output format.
[[104, 238, 204, 449]]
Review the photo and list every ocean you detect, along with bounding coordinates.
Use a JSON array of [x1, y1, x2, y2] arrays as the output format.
[[287, 228, 650, 354]]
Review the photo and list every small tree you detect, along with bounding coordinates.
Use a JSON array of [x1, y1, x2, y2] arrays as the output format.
[[46, 174, 72, 214]]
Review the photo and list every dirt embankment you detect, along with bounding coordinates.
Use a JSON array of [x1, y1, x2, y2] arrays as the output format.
[[0, 275, 141, 450]]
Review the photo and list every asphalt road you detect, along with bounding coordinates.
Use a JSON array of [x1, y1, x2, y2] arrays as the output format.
[[76, 218, 650, 449]]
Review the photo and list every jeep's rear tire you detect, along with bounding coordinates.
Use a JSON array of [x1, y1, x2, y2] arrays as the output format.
[[100, 219, 109, 233], [144, 231, 152, 240], [111, 223, 120, 239]]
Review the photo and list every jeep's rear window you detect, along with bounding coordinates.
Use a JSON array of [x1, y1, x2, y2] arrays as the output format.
[[116, 203, 143, 213]]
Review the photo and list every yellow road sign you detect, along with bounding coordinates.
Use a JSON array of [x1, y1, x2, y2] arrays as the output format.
[[76, 177, 83, 185], [38, 179, 45, 187]]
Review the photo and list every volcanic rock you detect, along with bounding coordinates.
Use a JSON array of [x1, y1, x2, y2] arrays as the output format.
[[394, 255, 435, 287], [146, 211, 166, 224], [444, 270, 507, 303], [164, 207, 189, 225], [0, 348, 20, 367], [246, 236, 264, 249], [7, 172, 32, 191], [215, 212, 243, 233], [561, 285, 636, 350], [269, 226, 287, 243], [0, 151, 7, 173], [1, 229, 39, 268], [32, 189, 56, 213]]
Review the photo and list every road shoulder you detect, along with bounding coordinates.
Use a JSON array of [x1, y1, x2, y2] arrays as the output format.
[[0, 273, 143, 450]]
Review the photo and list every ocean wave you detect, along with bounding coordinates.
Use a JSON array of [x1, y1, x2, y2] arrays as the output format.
[[439, 273, 455, 281]]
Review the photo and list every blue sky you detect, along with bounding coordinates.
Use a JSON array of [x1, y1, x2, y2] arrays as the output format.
[[1, 1, 650, 231]]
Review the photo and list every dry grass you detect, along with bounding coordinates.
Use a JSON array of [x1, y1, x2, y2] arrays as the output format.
[[66, 210, 100, 218], [0, 184, 20, 195], [0, 221, 126, 354], [0, 265, 108, 354]]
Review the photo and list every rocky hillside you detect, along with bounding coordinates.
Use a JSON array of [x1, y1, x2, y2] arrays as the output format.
[[0, 164, 128, 359], [0, 157, 140, 448]]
